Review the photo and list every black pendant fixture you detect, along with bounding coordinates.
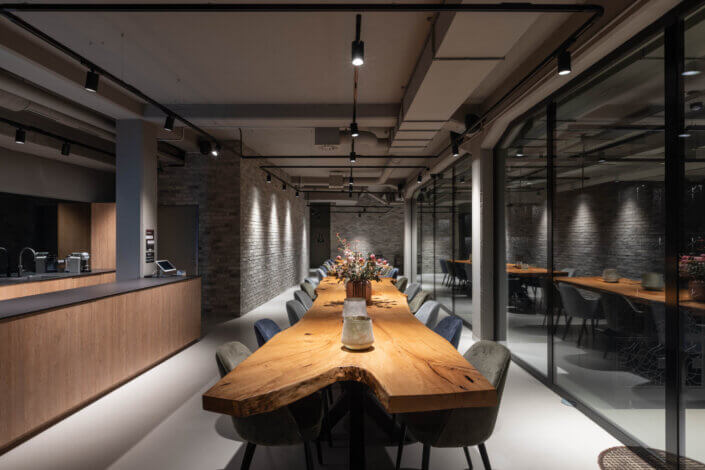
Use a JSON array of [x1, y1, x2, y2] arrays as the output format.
[[351, 15, 364, 66], [164, 115, 175, 132], [350, 122, 359, 138], [266, 173, 272, 183], [15, 128, 25, 144], [349, 151, 357, 163], [557, 50, 571, 76], [61, 142, 71, 156], [417, 173, 422, 184]]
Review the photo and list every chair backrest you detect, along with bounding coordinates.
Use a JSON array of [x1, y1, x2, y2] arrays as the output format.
[[600, 292, 642, 334], [560, 267, 576, 277], [286, 300, 307, 327], [649, 303, 666, 346], [433, 316, 463, 349], [415, 300, 441, 328], [215, 341, 253, 378], [439, 259, 448, 274], [455, 263, 467, 281], [408, 290, 432, 314], [301, 281, 317, 301], [388, 267, 399, 279], [405, 282, 421, 302], [319, 264, 329, 274], [558, 283, 599, 319], [395, 276, 409, 293], [316, 268, 327, 280], [294, 290, 313, 310], [254, 318, 282, 347]]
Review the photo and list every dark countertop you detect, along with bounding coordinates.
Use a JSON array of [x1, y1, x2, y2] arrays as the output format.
[[0, 276, 198, 321], [0, 268, 116, 287]]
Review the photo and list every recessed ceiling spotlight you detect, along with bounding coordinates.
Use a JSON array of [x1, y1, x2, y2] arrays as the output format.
[[349, 151, 357, 163], [350, 122, 359, 138], [164, 115, 175, 132], [15, 128, 25, 144], [691, 102, 704, 112], [683, 61, 701, 76], [557, 50, 571, 76], [84, 69, 99, 92], [266, 173, 272, 183], [351, 14, 364, 66], [61, 141, 71, 156]]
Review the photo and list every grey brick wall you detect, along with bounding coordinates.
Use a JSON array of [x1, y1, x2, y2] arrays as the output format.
[[330, 205, 404, 270], [240, 158, 309, 314], [158, 151, 309, 320], [505, 182, 666, 279], [158, 152, 241, 321]]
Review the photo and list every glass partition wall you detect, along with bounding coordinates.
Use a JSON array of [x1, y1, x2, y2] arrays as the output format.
[[495, 2, 705, 464], [413, 156, 473, 324]]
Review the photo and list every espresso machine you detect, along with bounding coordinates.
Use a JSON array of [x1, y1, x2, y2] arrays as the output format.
[[66, 252, 91, 274]]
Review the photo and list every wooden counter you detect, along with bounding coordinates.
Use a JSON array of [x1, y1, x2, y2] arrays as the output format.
[[0, 276, 201, 454], [449, 260, 567, 276], [0, 270, 115, 302]]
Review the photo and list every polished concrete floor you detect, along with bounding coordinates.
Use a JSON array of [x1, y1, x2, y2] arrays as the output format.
[[0, 286, 620, 470]]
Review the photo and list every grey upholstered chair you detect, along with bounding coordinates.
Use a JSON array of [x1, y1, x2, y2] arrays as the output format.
[[254, 319, 281, 347], [415, 300, 442, 328], [395, 341, 512, 470], [286, 300, 308, 327], [215, 341, 323, 470], [305, 276, 320, 287], [395, 276, 409, 293], [558, 283, 603, 346], [433, 315, 463, 349], [405, 282, 421, 302], [408, 290, 431, 314], [301, 281, 317, 301], [294, 290, 313, 310], [316, 268, 327, 280]]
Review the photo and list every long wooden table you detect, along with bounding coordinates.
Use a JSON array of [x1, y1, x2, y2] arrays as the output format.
[[556, 276, 705, 313], [202, 277, 496, 468], [450, 260, 567, 276]]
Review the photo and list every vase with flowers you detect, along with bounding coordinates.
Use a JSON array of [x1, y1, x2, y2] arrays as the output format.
[[332, 233, 386, 305], [687, 258, 705, 301]]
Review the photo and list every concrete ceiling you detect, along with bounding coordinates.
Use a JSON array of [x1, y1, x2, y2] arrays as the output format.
[[0, 1, 616, 193]]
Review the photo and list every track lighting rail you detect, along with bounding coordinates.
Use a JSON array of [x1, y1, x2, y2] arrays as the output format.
[[259, 165, 430, 169]]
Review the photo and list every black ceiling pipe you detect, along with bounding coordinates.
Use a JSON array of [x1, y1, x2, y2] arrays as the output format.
[[240, 154, 435, 159], [0, 3, 605, 13], [259, 165, 430, 169]]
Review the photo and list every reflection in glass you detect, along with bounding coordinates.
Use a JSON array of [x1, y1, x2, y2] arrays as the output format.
[[553, 32, 665, 452]]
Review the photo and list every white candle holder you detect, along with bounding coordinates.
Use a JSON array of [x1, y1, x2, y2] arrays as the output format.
[[342, 315, 374, 350], [343, 297, 368, 318]]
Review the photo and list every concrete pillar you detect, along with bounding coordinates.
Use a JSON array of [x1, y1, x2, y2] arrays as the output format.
[[471, 147, 495, 340], [115, 120, 158, 280], [403, 198, 413, 279]]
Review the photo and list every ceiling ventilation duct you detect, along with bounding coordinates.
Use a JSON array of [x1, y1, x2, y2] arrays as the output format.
[[315, 127, 341, 152], [328, 173, 346, 189]]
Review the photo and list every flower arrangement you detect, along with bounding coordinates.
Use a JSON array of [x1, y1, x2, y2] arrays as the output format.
[[332, 233, 387, 283]]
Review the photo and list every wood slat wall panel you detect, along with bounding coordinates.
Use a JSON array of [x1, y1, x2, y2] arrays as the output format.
[[0, 273, 116, 302], [0, 277, 201, 453], [90, 203, 116, 270]]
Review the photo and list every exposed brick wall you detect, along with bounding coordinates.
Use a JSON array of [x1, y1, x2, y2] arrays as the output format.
[[330, 204, 404, 270], [240, 158, 309, 314], [158, 152, 241, 321], [505, 182, 666, 279]]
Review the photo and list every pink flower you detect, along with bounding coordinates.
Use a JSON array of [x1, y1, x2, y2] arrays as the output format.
[[336, 255, 341, 260], [383, 260, 388, 265], [370, 254, 376, 260]]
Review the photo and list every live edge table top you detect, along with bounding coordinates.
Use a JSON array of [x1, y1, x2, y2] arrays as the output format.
[[202, 277, 496, 418]]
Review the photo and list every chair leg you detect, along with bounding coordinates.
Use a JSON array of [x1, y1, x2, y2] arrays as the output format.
[[315, 439, 323, 465], [562, 316, 573, 340], [322, 391, 333, 447], [421, 444, 431, 470], [241, 442, 256, 470], [577, 319, 587, 347], [395, 423, 406, 470], [303, 441, 314, 470], [463, 447, 474, 470], [478, 443, 492, 470]]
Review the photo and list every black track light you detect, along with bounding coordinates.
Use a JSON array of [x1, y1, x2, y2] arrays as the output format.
[[15, 128, 25, 144], [450, 131, 461, 157], [358, 212, 362, 218], [691, 102, 704, 112], [350, 151, 357, 163], [350, 122, 359, 138], [557, 50, 571, 76], [349, 176, 354, 186], [282, 182, 287, 190], [349, 189, 353, 198], [351, 15, 364, 66], [198, 140, 212, 155], [211, 143, 220, 157], [164, 115, 175, 132], [295, 190, 300, 198], [266, 173, 272, 183], [61, 142, 71, 156], [417, 173, 422, 184], [85, 69, 99, 92]]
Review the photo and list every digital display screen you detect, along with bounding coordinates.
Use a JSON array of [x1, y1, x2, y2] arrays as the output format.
[[156, 260, 176, 272]]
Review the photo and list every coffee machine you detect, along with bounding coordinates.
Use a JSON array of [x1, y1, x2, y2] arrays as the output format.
[[67, 252, 91, 274]]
